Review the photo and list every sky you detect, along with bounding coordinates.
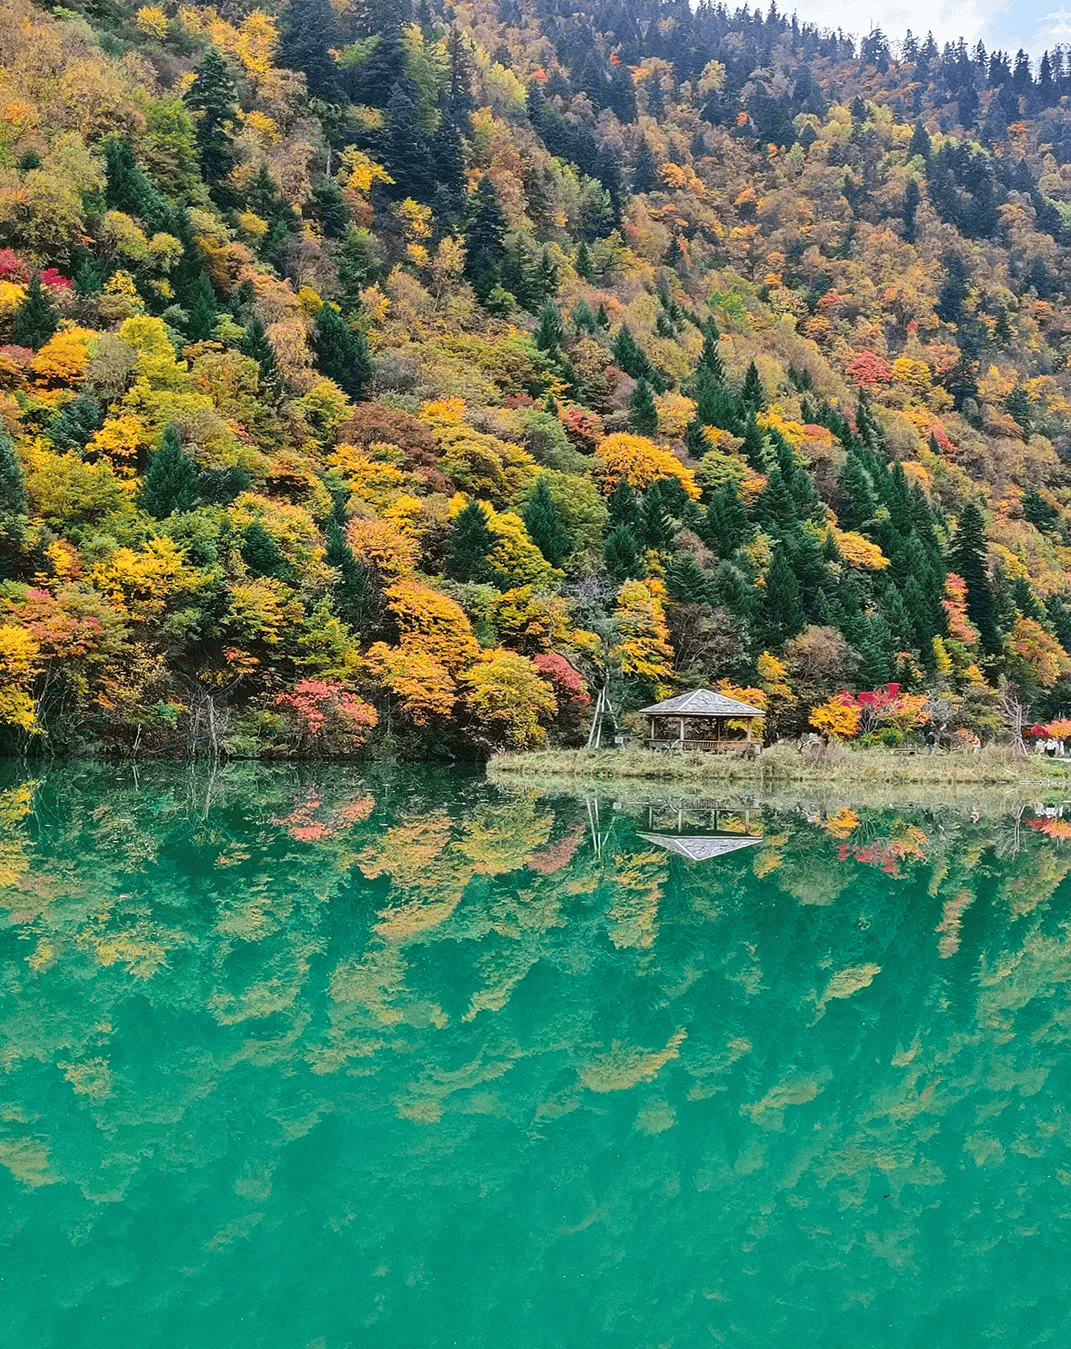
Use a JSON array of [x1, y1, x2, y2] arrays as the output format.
[[783, 0, 1071, 58]]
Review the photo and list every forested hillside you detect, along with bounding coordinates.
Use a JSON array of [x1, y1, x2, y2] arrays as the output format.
[[3, 0, 1071, 755]]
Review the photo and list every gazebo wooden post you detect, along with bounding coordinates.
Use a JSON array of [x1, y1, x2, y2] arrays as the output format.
[[679, 716, 685, 746], [746, 718, 752, 746]]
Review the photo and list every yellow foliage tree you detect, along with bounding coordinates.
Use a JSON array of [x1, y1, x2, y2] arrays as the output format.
[[0, 625, 43, 733], [363, 643, 456, 725], [346, 515, 419, 577], [461, 650, 557, 748], [31, 328, 92, 386], [614, 578, 673, 697], [809, 695, 860, 739], [594, 433, 700, 499], [384, 578, 481, 673]]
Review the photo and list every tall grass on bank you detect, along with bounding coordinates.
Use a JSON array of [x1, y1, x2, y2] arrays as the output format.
[[489, 745, 1071, 788]]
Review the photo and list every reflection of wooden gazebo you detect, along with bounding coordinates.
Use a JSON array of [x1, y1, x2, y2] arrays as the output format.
[[640, 688, 764, 753]]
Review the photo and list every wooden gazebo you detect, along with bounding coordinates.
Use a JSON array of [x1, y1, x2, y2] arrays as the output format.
[[640, 688, 764, 753]]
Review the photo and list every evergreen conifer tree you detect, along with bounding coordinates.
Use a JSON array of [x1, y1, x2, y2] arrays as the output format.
[[761, 544, 806, 645], [464, 176, 508, 301], [683, 419, 709, 459], [242, 521, 289, 578], [326, 522, 370, 630], [12, 274, 58, 351], [446, 500, 493, 581], [948, 499, 1000, 652], [696, 325, 725, 383], [612, 325, 652, 381], [703, 486, 750, 557], [603, 524, 644, 581], [664, 553, 711, 604], [837, 454, 877, 532], [184, 48, 238, 182], [0, 433, 27, 520], [142, 426, 198, 519], [0, 433, 26, 577], [185, 272, 218, 342], [240, 315, 281, 393], [103, 137, 165, 220], [524, 477, 570, 567], [575, 240, 594, 280], [629, 378, 658, 434], [382, 82, 436, 202], [607, 478, 641, 534], [534, 301, 565, 354], [48, 394, 103, 453], [314, 304, 372, 400], [740, 359, 766, 411], [631, 138, 658, 193], [278, 0, 344, 101]]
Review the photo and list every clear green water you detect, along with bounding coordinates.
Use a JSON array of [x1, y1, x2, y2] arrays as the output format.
[[2, 764, 1071, 1347]]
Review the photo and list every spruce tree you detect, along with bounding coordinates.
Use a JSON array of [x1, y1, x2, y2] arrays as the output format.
[[607, 478, 641, 534], [0, 433, 26, 577], [740, 359, 766, 411], [103, 136, 164, 221], [524, 477, 570, 567], [314, 304, 372, 400], [242, 522, 289, 578], [48, 394, 103, 453], [240, 315, 281, 393], [837, 454, 877, 532], [534, 301, 565, 354], [696, 324, 725, 383], [464, 176, 507, 301], [12, 274, 58, 351], [603, 524, 644, 581], [948, 499, 1000, 653], [612, 325, 651, 381], [184, 48, 238, 182], [142, 426, 198, 519], [0, 433, 27, 519], [761, 545, 806, 646], [446, 500, 493, 581], [665, 553, 711, 604], [631, 138, 658, 194], [278, 0, 344, 101], [575, 240, 594, 281], [326, 523, 370, 630], [629, 378, 658, 434], [703, 485, 750, 557], [309, 177, 348, 238], [185, 272, 218, 342], [381, 81, 436, 203]]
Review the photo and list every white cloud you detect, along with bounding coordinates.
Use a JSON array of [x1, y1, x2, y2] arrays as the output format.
[[1036, 7, 1071, 42], [784, 0, 991, 46]]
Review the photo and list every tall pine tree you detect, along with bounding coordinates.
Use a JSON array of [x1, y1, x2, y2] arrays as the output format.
[[948, 499, 1000, 653], [524, 478, 570, 567], [314, 304, 372, 400], [142, 426, 198, 519], [12, 274, 58, 351]]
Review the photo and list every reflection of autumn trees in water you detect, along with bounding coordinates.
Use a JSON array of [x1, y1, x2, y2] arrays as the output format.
[[4, 766, 1071, 1342]]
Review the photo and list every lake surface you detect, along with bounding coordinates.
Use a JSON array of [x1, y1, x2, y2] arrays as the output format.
[[2, 764, 1071, 1347]]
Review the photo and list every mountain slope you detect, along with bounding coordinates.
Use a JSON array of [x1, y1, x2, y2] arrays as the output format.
[[2, 0, 1071, 754]]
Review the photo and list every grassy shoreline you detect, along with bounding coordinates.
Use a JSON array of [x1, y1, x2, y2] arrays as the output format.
[[489, 745, 1071, 791]]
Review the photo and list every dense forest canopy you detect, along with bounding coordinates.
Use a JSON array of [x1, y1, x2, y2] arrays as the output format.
[[3, 0, 1071, 754]]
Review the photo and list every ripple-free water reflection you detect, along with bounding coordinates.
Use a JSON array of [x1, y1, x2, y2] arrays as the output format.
[[2, 765, 1071, 1347]]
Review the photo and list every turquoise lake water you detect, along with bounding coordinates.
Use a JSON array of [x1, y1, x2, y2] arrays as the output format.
[[2, 763, 1071, 1346]]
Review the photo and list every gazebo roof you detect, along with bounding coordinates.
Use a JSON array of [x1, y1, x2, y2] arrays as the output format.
[[638, 688, 764, 718], [637, 832, 763, 861]]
